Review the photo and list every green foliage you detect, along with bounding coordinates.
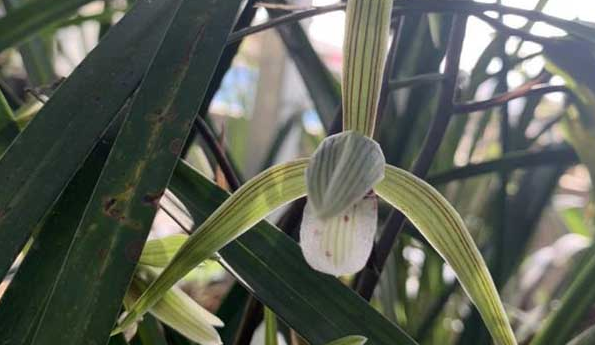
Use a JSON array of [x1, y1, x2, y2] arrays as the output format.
[[0, 1, 594, 345]]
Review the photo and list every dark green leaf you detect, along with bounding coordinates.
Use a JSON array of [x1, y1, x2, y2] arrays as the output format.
[[0, 0, 95, 51], [28, 0, 242, 344], [0, 0, 178, 279]]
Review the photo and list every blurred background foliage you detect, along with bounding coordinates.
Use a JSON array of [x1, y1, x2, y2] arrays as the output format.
[[1, 0, 595, 344]]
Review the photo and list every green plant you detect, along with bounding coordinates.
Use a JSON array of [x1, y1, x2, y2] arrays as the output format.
[[0, 0, 594, 345]]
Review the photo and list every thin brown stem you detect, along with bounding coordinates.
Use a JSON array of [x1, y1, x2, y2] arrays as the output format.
[[193, 117, 241, 191], [388, 73, 445, 90], [454, 84, 571, 113], [227, 0, 586, 46]]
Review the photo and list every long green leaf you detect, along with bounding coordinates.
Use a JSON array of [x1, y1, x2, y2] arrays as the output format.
[[0, 0, 178, 280], [168, 161, 418, 345], [374, 165, 516, 345], [28, 0, 242, 344], [0, 107, 124, 345], [271, 6, 340, 131], [0, 0, 94, 51], [117, 159, 309, 332], [530, 245, 595, 345], [2, 0, 55, 86]]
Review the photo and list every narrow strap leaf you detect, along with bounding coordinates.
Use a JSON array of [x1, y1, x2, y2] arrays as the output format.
[[374, 165, 517, 345], [530, 245, 595, 345], [116, 159, 309, 332], [342, 0, 392, 136]]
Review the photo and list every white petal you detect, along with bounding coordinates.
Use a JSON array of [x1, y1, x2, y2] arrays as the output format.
[[300, 195, 378, 276]]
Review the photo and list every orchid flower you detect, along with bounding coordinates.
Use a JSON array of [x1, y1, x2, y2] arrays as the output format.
[[116, 1, 518, 344]]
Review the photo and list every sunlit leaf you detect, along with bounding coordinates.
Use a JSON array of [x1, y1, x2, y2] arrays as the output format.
[[306, 131, 384, 219], [427, 14, 442, 48], [116, 159, 309, 332], [342, 0, 392, 136], [300, 194, 378, 276], [374, 165, 517, 345]]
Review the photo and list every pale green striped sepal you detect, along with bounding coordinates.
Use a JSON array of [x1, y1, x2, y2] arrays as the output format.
[[300, 193, 378, 276], [139, 234, 188, 267], [306, 131, 384, 220], [342, 0, 392, 136], [115, 160, 309, 333], [125, 268, 223, 345], [375, 165, 517, 345], [324, 335, 368, 345]]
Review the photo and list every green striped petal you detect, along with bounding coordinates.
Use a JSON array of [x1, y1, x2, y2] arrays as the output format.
[[306, 131, 385, 220], [115, 159, 309, 333], [125, 268, 223, 345], [300, 194, 378, 276], [139, 234, 188, 267], [342, 0, 392, 136], [375, 165, 517, 345], [324, 336, 368, 345]]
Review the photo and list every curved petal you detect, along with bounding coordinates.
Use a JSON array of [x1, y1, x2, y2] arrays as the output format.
[[115, 159, 309, 333], [300, 194, 378, 276], [125, 278, 223, 345], [375, 165, 516, 345], [306, 131, 384, 219]]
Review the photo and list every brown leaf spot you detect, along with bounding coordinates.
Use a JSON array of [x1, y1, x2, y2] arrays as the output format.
[[325, 250, 332, 258], [142, 191, 163, 209], [169, 138, 184, 155], [103, 197, 124, 220], [343, 215, 349, 222]]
